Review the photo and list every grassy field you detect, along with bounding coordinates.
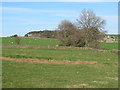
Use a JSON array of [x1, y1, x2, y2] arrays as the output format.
[[2, 37, 118, 88], [3, 60, 118, 88], [2, 48, 118, 63], [2, 37, 119, 50], [100, 42, 118, 50], [2, 47, 118, 88], [2, 37, 58, 46]]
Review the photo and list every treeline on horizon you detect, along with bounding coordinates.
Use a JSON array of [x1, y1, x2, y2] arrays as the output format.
[[9, 30, 119, 38], [23, 30, 119, 37]]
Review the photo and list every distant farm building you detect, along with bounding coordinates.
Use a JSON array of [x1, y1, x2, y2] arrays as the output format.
[[101, 35, 118, 42]]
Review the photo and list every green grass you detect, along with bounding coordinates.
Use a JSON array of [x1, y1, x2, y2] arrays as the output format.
[[2, 37, 118, 88], [106, 34, 120, 37], [2, 37, 119, 50], [100, 42, 118, 50], [2, 48, 118, 63], [3, 60, 118, 88], [2, 37, 58, 46]]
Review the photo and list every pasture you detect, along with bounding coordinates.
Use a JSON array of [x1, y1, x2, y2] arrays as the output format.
[[2, 48, 118, 63], [3, 60, 118, 88], [2, 37, 58, 46], [100, 42, 118, 50], [2, 37, 118, 50], [1, 37, 118, 88]]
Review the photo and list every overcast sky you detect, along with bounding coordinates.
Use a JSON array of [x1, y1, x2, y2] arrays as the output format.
[[1, 1, 118, 36]]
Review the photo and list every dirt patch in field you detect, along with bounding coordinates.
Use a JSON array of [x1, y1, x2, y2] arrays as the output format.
[[0, 57, 97, 64]]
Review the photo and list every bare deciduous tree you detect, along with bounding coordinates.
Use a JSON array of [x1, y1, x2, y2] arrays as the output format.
[[57, 20, 78, 46], [57, 9, 106, 48], [77, 9, 105, 30], [76, 9, 106, 48]]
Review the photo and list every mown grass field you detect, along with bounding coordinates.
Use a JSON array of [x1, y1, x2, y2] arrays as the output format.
[[2, 37, 118, 88]]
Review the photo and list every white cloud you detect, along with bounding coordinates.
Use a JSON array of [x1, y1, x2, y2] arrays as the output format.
[[2, 0, 119, 2], [53, 14, 74, 17], [53, 13, 79, 17], [1, 7, 74, 13], [2, 7, 26, 12]]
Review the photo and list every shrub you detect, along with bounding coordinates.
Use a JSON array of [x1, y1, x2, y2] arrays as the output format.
[[14, 37, 21, 45]]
